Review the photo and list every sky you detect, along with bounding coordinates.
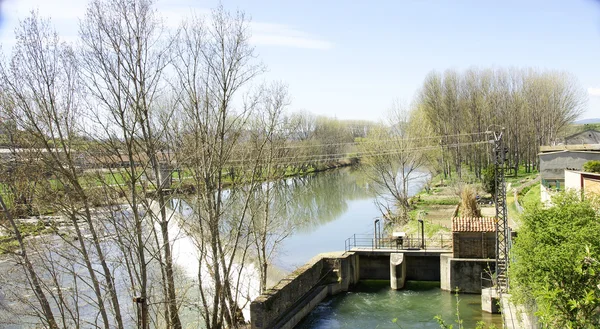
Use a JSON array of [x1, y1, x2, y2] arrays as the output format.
[[1, 0, 600, 122]]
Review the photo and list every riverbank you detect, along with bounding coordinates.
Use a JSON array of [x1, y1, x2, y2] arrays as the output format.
[[172, 158, 359, 194], [401, 168, 539, 236]]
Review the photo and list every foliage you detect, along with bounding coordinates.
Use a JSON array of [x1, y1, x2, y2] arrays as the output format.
[[481, 165, 495, 197], [510, 193, 600, 328], [582, 160, 600, 174], [519, 183, 541, 208]]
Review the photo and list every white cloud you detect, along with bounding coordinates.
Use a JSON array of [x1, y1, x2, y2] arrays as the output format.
[[250, 22, 333, 50], [0, 1, 332, 51], [588, 87, 600, 97]]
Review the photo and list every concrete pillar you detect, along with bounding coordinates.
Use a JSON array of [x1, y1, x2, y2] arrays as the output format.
[[481, 287, 501, 314], [390, 253, 406, 290], [159, 166, 172, 189], [440, 254, 451, 291]]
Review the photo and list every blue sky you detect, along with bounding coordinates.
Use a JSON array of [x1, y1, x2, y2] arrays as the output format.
[[1, 0, 600, 121]]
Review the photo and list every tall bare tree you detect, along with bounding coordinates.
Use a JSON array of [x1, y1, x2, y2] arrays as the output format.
[[173, 6, 265, 328], [79, 0, 181, 327], [0, 11, 125, 329]]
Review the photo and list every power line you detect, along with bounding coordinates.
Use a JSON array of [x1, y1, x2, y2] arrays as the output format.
[[235, 131, 489, 151], [218, 140, 490, 168]]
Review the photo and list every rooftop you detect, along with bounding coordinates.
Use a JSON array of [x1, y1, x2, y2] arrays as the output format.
[[452, 217, 496, 232]]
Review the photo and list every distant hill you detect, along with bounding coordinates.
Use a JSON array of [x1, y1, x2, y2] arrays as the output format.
[[574, 118, 600, 124]]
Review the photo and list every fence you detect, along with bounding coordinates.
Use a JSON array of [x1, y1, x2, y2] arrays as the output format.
[[344, 233, 452, 251]]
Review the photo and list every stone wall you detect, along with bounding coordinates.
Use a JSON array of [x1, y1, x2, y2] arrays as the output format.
[[250, 252, 358, 329], [452, 232, 495, 259]]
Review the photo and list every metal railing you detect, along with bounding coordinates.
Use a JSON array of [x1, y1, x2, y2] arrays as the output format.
[[344, 233, 452, 251]]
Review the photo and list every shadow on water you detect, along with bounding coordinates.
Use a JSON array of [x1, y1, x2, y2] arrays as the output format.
[[295, 281, 502, 329]]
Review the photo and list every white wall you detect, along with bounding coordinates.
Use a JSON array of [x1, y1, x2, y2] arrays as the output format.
[[564, 170, 582, 193]]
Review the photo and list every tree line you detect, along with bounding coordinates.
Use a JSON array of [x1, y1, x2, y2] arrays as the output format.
[[415, 68, 586, 179]]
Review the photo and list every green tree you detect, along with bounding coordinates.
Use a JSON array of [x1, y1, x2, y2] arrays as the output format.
[[582, 160, 600, 173], [510, 193, 600, 328]]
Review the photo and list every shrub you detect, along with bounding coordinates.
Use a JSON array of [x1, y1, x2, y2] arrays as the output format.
[[582, 160, 600, 173]]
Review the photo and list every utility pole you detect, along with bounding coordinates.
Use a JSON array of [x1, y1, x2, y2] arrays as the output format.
[[493, 129, 509, 292]]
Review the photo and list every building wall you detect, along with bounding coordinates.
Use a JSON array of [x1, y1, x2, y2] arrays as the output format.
[[539, 151, 600, 181], [540, 184, 554, 206], [564, 170, 582, 192], [584, 177, 600, 195], [452, 232, 496, 259]]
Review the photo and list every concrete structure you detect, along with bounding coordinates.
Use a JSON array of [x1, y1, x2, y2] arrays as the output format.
[[250, 252, 358, 329], [501, 294, 538, 329], [481, 288, 500, 313], [389, 253, 406, 290], [438, 218, 498, 294], [251, 219, 511, 328], [539, 144, 600, 190], [250, 249, 450, 329], [441, 256, 496, 294]]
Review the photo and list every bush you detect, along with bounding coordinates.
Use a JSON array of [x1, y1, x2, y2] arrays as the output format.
[[583, 160, 600, 173]]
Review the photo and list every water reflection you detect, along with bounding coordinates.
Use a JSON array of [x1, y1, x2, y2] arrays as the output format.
[[281, 168, 374, 233]]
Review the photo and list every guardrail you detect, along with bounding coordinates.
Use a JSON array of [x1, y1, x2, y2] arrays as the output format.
[[344, 233, 452, 251]]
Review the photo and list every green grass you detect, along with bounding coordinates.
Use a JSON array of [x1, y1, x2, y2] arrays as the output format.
[[0, 220, 57, 254], [413, 197, 460, 206], [405, 218, 450, 238], [505, 168, 538, 189], [520, 182, 541, 208]]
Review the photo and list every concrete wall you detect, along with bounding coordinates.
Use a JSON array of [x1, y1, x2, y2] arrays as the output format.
[[440, 258, 496, 294], [540, 151, 600, 180], [358, 254, 389, 280], [452, 232, 495, 259], [405, 254, 441, 281], [565, 170, 582, 192], [250, 252, 358, 329]]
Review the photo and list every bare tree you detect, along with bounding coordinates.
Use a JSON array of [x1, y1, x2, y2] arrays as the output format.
[[79, 0, 181, 327], [0, 11, 125, 329], [173, 6, 265, 328], [247, 82, 295, 293], [360, 102, 427, 224]]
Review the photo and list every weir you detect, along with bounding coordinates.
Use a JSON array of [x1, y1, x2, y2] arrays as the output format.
[[250, 249, 454, 329]]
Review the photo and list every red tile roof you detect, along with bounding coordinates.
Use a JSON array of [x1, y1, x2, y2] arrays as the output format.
[[452, 217, 496, 232]]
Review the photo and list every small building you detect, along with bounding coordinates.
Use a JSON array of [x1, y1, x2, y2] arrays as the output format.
[[451, 217, 496, 259], [564, 169, 600, 198], [539, 144, 600, 191]]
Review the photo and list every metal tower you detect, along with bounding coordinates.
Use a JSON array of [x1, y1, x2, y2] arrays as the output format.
[[493, 129, 509, 292]]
